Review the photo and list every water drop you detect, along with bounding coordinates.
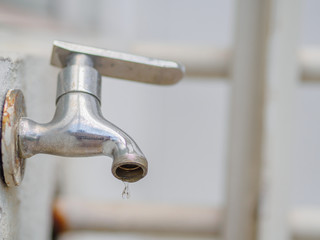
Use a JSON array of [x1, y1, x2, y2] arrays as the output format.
[[122, 181, 130, 199]]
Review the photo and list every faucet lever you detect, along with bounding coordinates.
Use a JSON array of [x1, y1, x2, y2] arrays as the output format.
[[51, 40, 185, 85]]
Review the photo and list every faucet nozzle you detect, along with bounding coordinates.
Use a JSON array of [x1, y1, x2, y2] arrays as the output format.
[[112, 154, 148, 182]]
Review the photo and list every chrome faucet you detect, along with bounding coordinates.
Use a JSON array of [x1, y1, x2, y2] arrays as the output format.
[[1, 41, 184, 187]]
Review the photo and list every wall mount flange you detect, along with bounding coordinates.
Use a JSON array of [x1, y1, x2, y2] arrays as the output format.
[[1, 89, 26, 187]]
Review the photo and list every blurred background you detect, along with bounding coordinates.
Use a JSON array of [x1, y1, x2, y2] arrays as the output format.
[[0, 0, 319, 240]]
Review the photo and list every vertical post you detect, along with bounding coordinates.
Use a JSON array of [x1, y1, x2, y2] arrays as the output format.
[[258, 0, 300, 239], [223, 0, 269, 239], [224, 0, 300, 240]]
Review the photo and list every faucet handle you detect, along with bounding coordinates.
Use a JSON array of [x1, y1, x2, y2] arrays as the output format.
[[51, 40, 184, 85]]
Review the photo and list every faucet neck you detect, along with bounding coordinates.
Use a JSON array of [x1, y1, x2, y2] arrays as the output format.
[[67, 53, 94, 67], [56, 54, 101, 104]]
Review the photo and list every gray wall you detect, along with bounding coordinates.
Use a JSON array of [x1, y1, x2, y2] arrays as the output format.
[[0, 55, 58, 239]]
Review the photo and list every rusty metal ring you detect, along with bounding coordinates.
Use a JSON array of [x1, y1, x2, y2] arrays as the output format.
[[1, 89, 26, 186]]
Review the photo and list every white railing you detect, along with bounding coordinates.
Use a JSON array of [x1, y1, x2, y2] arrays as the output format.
[[132, 1, 319, 240], [54, 199, 320, 240], [133, 45, 320, 81]]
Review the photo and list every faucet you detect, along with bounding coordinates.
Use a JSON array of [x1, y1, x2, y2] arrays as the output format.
[[1, 41, 184, 187]]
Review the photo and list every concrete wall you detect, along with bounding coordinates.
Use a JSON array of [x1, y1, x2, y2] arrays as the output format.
[[0, 55, 58, 240]]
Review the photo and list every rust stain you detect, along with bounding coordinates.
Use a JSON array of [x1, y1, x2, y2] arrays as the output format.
[[2, 111, 10, 127], [52, 201, 69, 234], [2, 91, 17, 129], [1, 89, 26, 187]]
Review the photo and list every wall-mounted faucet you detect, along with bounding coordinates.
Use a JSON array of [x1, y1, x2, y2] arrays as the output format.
[[1, 41, 184, 187]]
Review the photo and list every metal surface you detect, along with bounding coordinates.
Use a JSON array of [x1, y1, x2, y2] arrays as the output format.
[[51, 40, 185, 85], [2, 41, 184, 186], [19, 92, 147, 182], [56, 54, 101, 103], [18, 52, 151, 183], [1, 89, 26, 186]]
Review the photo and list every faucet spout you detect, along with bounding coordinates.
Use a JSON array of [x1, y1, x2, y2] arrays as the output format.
[[18, 55, 148, 182]]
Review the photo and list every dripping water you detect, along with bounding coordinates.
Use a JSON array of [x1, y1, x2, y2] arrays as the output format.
[[122, 181, 130, 199]]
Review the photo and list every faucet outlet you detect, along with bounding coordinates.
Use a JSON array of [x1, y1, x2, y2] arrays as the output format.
[[1, 41, 184, 187]]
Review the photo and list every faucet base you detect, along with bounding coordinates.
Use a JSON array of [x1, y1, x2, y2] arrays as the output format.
[[1, 89, 26, 186]]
